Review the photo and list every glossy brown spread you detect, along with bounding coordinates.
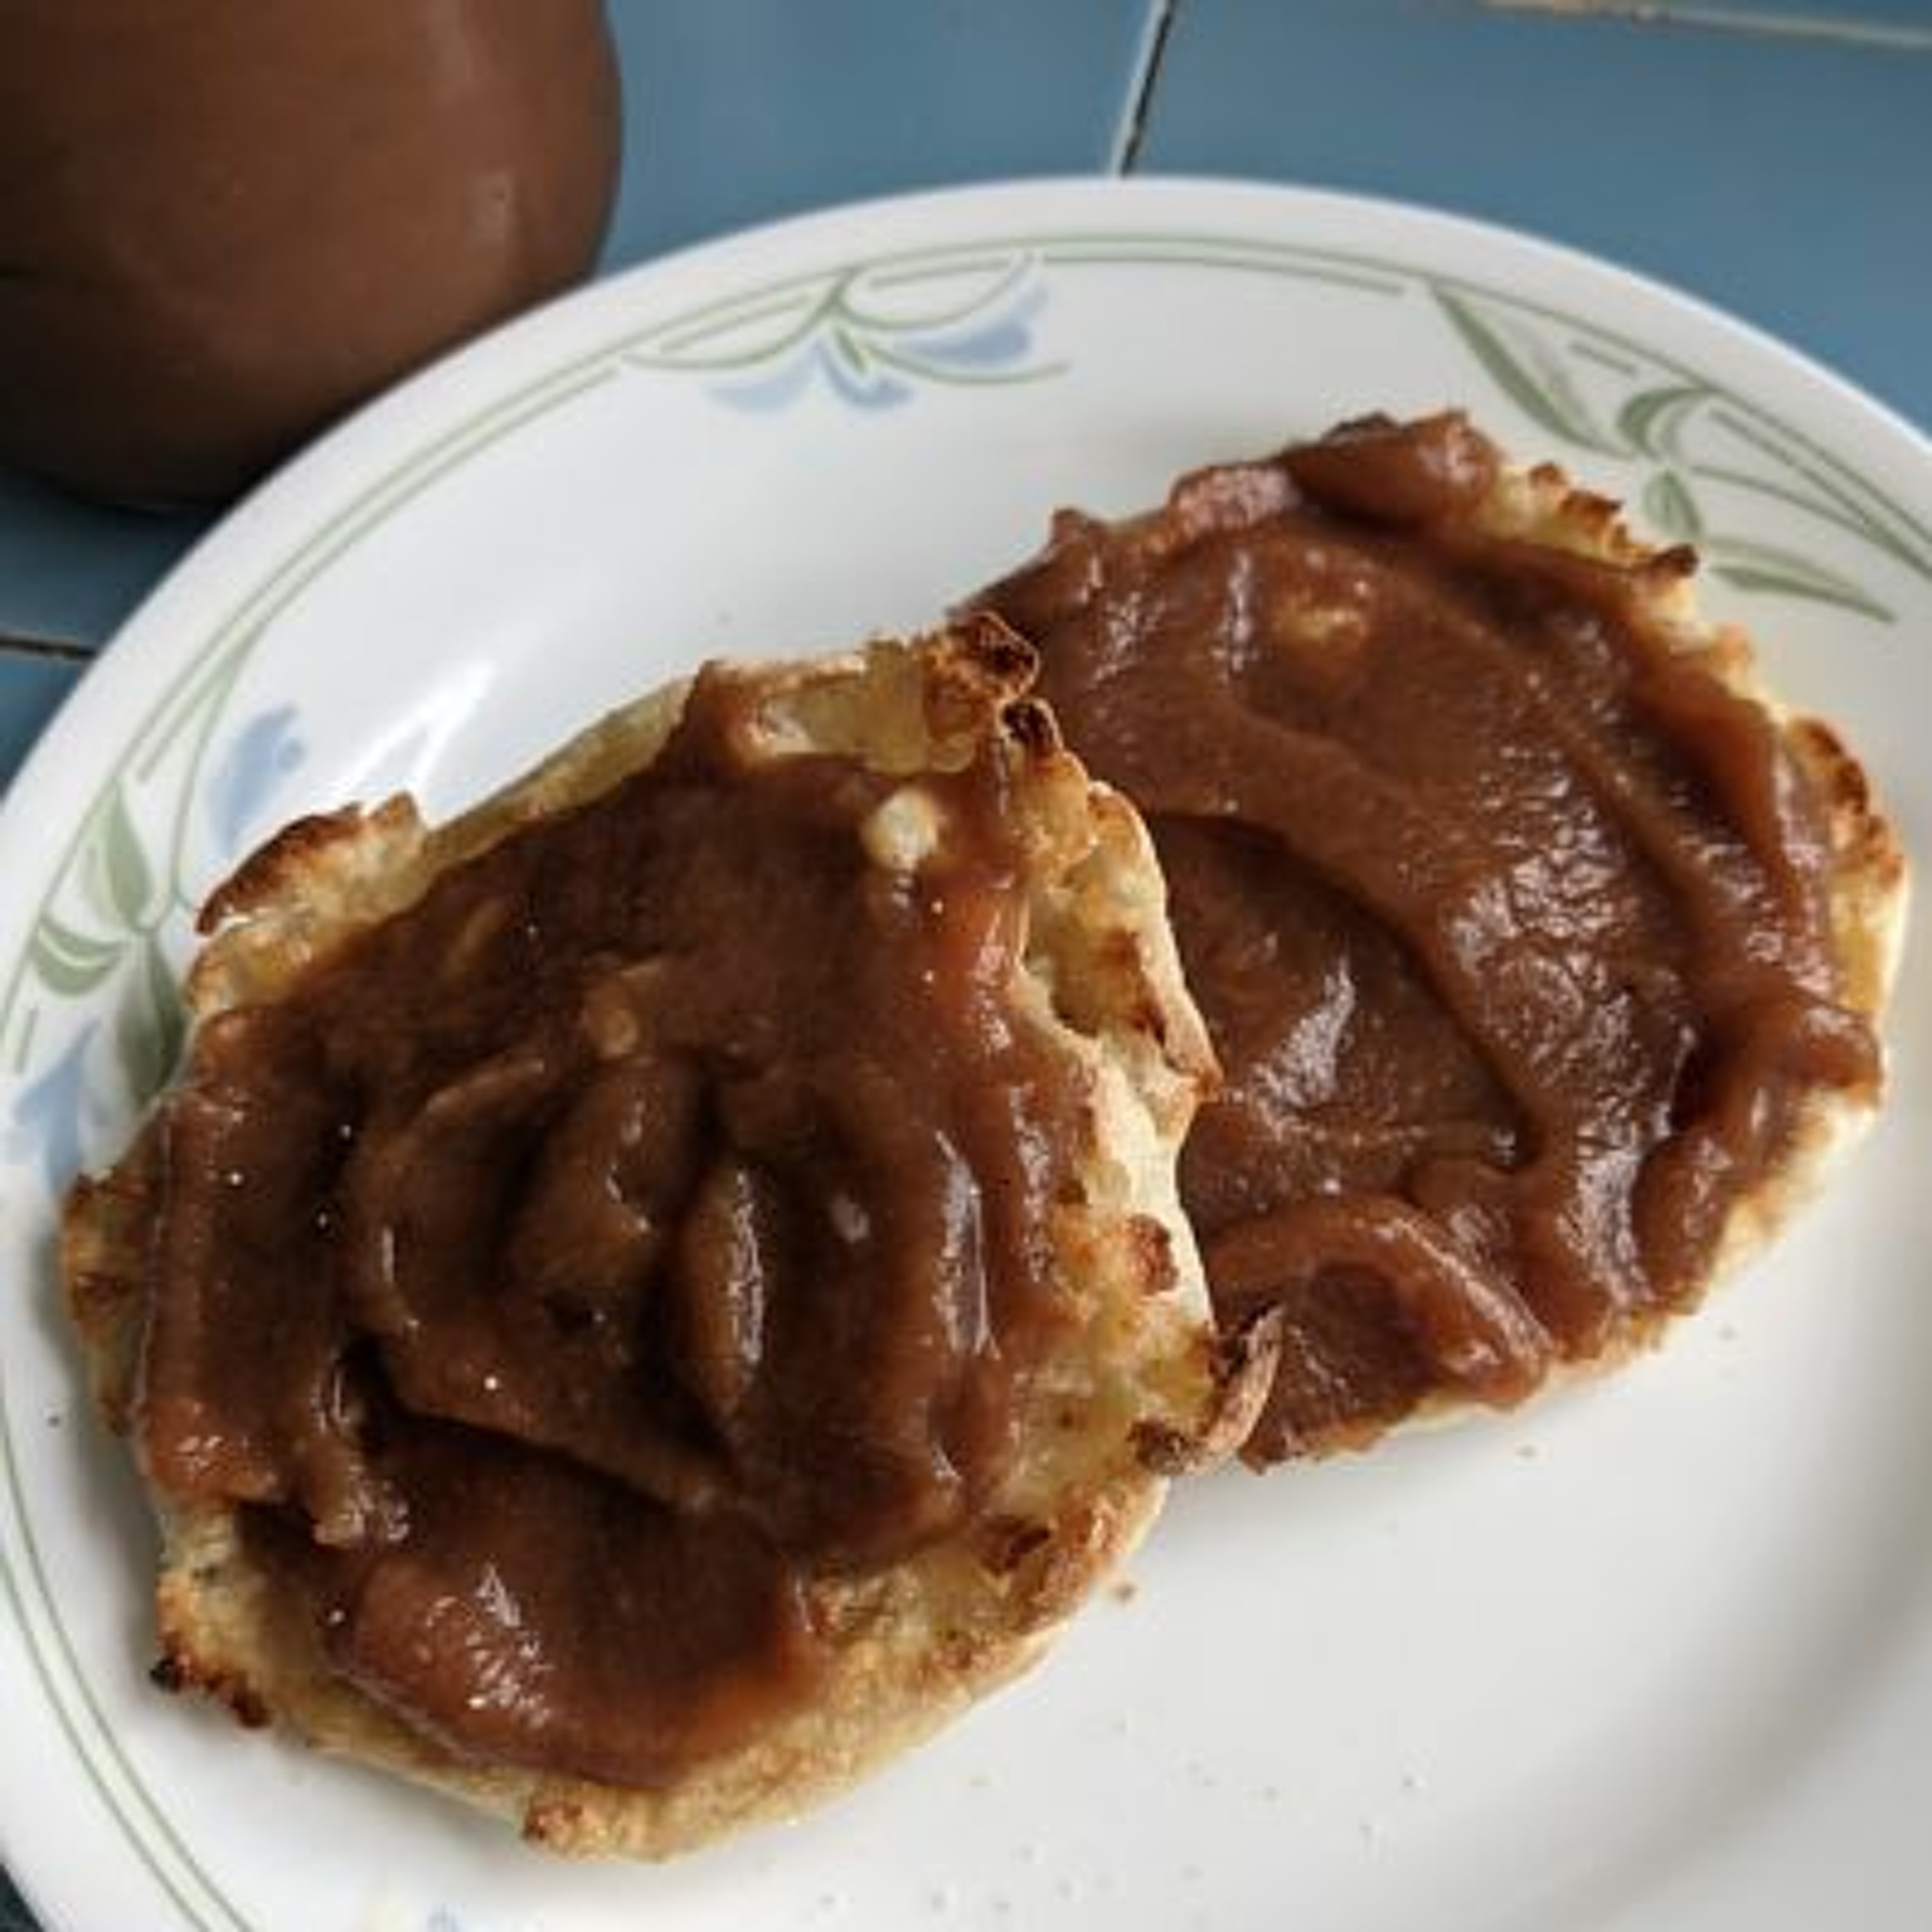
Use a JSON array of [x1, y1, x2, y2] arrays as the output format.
[[976, 413, 1879, 1459], [135, 667, 1085, 1786], [0, 0, 619, 502]]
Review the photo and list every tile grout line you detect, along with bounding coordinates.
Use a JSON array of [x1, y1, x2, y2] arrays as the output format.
[[1481, 1, 1932, 52], [0, 634, 93, 666], [1108, 0, 1179, 175]]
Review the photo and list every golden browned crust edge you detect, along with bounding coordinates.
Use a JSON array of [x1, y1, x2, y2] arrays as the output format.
[[64, 616, 1229, 1859]]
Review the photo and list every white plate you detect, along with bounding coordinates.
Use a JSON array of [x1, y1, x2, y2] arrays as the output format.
[[2, 179, 1927, 1932]]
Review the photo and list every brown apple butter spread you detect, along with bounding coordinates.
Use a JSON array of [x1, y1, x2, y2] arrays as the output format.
[[135, 667, 1086, 1786], [974, 413, 1879, 1460]]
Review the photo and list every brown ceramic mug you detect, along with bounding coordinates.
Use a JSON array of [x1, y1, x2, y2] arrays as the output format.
[[0, 0, 621, 504]]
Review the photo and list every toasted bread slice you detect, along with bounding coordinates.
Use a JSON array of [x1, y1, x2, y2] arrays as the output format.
[[972, 418, 1907, 1458], [64, 620, 1252, 1857]]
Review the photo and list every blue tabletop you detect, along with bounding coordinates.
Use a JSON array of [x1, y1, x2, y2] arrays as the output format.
[[2, 4, 1927, 1926]]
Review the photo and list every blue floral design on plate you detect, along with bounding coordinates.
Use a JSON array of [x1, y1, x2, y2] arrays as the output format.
[[716, 274, 1054, 413], [893, 278, 1049, 372], [630, 251, 1061, 413], [3, 1021, 98, 1196], [206, 703, 307, 856]]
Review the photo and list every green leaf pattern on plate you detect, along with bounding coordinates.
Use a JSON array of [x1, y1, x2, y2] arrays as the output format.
[[1641, 470, 1703, 542], [26, 917, 124, 1000], [1437, 287, 1629, 456], [627, 251, 1061, 410], [1430, 283, 1932, 621], [99, 783, 157, 933], [5, 649, 250, 1188]]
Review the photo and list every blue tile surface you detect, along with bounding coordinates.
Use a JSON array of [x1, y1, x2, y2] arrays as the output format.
[[601, 0, 1157, 262], [0, 468, 209, 658], [0, 650, 81, 793], [1142, 0, 1932, 431]]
